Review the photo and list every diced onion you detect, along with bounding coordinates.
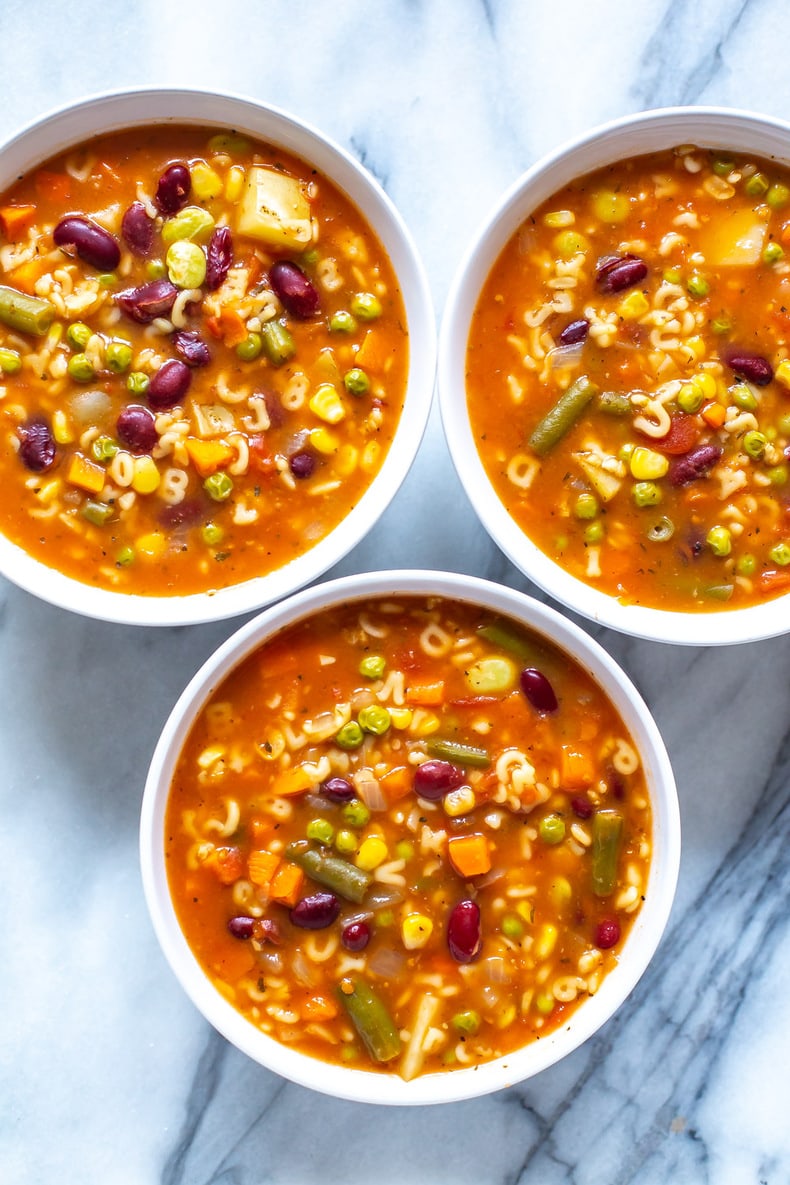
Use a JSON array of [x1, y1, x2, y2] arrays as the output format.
[[548, 342, 585, 370], [353, 768, 387, 811]]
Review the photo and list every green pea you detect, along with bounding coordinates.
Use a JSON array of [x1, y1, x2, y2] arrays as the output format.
[[261, 320, 295, 365], [553, 229, 588, 258], [769, 541, 790, 566], [306, 818, 334, 845], [768, 464, 788, 486], [166, 240, 207, 289], [334, 829, 358, 854], [301, 248, 319, 266], [201, 522, 224, 546], [633, 481, 662, 508], [350, 292, 382, 321], [67, 353, 95, 382], [91, 435, 119, 462], [340, 1044, 358, 1063], [146, 260, 167, 281], [358, 705, 391, 735], [778, 412, 790, 435], [81, 500, 114, 526], [663, 267, 682, 284], [329, 310, 357, 334], [116, 545, 135, 567], [711, 157, 734, 176], [736, 553, 757, 576], [161, 205, 215, 244], [335, 721, 364, 750], [98, 273, 117, 289], [127, 370, 150, 396], [711, 315, 732, 335], [677, 385, 704, 414], [743, 430, 767, 459], [501, 914, 524, 940], [342, 799, 370, 827], [687, 272, 709, 299], [359, 654, 386, 680], [236, 332, 262, 361], [376, 908, 395, 927], [395, 840, 414, 862], [731, 383, 757, 412], [539, 814, 566, 845], [745, 171, 770, 196], [208, 133, 251, 155], [707, 525, 732, 556], [0, 346, 22, 373], [535, 992, 555, 1015], [584, 521, 605, 545], [767, 182, 790, 209], [574, 492, 599, 520], [66, 322, 92, 350], [344, 368, 370, 396], [452, 1010, 481, 1036], [763, 241, 785, 265], [618, 442, 636, 463], [204, 472, 233, 501], [105, 340, 132, 374], [646, 516, 675, 543]]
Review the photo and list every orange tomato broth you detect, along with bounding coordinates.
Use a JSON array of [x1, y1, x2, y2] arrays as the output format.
[[165, 596, 652, 1080], [466, 145, 790, 612], [0, 127, 408, 595]]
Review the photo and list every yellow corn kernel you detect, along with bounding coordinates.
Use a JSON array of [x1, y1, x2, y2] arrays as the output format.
[[191, 161, 224, 200], [496, 1003, 517, 1029], [775, 359, 790, 389], [52, 409, 75, 444], [361, 440, 381, 473], [534, 922, 558, 961], [355, 835, 388, 871], [543, 209, 575, 228], [617, 290, 649, 320], [535, 991, 555, 1015], [693, 371, 718, 400], [401, 913, 434, 950], [309, 383, 346, 425], [409, 708, 440, 737], [629, 446, 669, 480], [334, 443, 359, 477], [685, 335, 706, 361], [136, 531, 166, 560], [131, 454, 161, 494], [549, 875, 572, 910], [225, 164, 245, 203], [309, 426, 340, 454], [516, 900, 535, 924], [388, 707, 413, 730], [443, 786, 477, 817], [36, 478, 62, 504]]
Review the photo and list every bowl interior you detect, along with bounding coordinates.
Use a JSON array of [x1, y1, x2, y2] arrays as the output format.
[[439, 106, 790, 645], [140, 569, 680, 1105], [0, 89, 435, 626]]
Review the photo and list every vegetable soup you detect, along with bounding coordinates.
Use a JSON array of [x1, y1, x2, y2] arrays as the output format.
[[165, 596, 652, 1080], [0, 127, 407, 594], [467, 145, 790, 611]]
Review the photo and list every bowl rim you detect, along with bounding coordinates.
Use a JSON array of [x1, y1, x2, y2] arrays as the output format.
[[139, 567, 680, 1105], [0, 86, 436, 626], [438, 104, 790, 646]]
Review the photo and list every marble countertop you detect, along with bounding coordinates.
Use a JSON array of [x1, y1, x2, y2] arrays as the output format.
[[3, 2, 789, 1182]]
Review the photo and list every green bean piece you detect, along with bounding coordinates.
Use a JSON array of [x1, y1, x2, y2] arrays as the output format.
[[703, 583, 735, 601], [261, 320, 295, 365], [0, 285, 55, 336], [591, 810, 624, 897], [528, 375, 598, 455], [81, 501, 114, 526], [477, 619, 540, 664], [425, 738, 491, 769], [597, 390, 632, 416], [337, 978, 402, 1063], [285, 840, 371, 904]]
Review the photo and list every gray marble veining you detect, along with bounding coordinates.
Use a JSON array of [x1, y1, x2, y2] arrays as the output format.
[[2, 1, 790, 1182]]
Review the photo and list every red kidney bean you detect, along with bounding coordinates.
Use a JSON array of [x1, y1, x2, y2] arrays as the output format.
[[595, 918, 621, 949], [269, 260, 320, 319], [320, 776, 356, 803], [53, 215, 120, 272], [205, 225, 233, 291], [116, 404, 158, 453], [447, 899, 482, 963], [18, 418, 56, 472], [121, 201, 154, 256], [290, 892, 340, 929], [520, 668, 558, 713], [262, 389, 286, 428], [341, 920, 371, 952], [159, 499, 204, 529], [558, 318, 590, 346], [668, 443, 723, 486], [253, 917, 283, 945], [227, 915, 255, 940], [723, 350, 774, 386], [147, 358, 191, 411], [595, 253, 647, 294], [571, 793, 594, 819], [155, 163, 191, 215], [289, 450, 316, 479], [116, 279, 179, 324], [172, 329, 211, 368], [413, 760, 465, 801]]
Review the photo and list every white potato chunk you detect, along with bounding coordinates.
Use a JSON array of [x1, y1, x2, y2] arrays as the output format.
[[698, 207, 768, 266], [237, 167, 313, 250]]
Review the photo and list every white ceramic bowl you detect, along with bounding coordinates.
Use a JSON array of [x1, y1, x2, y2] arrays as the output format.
[[0, 88, 435, 626], [140, 569, 680, 1105], [439, 106, 790, 646]]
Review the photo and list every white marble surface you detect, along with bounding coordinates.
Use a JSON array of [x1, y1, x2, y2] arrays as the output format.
[[2, 1, 790, 1182]]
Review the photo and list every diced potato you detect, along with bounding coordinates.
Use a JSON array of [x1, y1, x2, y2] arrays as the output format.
[[236, 166, 313, 250], [698, 207, 768, 266], [574, 446, 625, 502], [193, 402, 236, 438]]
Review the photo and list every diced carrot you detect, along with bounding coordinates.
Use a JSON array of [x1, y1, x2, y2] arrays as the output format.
[[8, 257, 48, 293], [214, 306, 248, 347], [0, 204, 36, 240], [354, 328, 393, 371], [211, 845, 244, 884], [701, 401, 726, 429], [447, 833, 492, 878], [244, 253, 264, 288], [405, 680, 446, 706], [249, 816, 274, 844], [272, 765, 314, 797], [379, 765, 413, 804], [449, 695, 499, 707], [66, 453, 106, 494], [301, 993, 339, 1021], [758, 568, 790, 595], [247, 848, 281, 887], [184, 436, 234, 477], [216, 943, 255, 980], [269, 862, 304, 906], [560, 745, 596, 789], [34, 170, 71, 202]]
